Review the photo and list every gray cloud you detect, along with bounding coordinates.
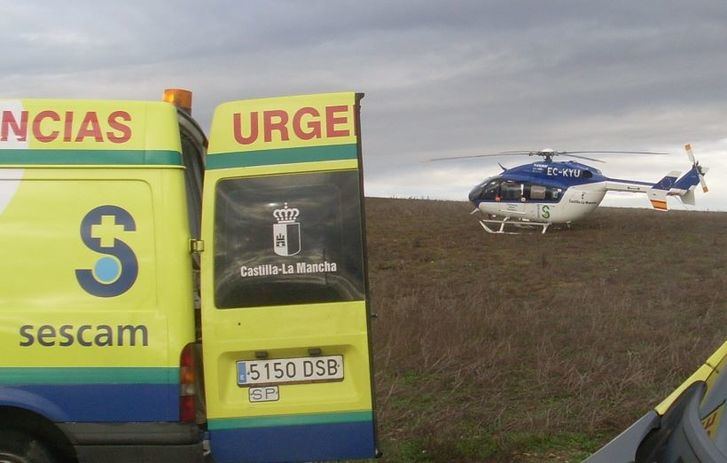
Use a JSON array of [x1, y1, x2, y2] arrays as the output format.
[[1, 0, 724, 209]]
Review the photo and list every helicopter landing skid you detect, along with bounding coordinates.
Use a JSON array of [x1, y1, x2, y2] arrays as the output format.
[[477, 217, 551, 235]]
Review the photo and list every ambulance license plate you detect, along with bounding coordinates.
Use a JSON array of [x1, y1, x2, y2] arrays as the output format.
[[236, 355, 344, 386]]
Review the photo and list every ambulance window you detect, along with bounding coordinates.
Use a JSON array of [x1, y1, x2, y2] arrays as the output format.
[[213, 171, 365, 309]]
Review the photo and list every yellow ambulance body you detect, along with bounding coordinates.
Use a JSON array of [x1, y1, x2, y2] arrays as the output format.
[[0, 92, 376, 463]]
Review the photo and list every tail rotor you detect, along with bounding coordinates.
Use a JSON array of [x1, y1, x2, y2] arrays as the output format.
[[684, 144, 709, 193]]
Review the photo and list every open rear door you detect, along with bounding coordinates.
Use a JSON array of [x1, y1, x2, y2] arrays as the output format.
[[200, 93, 376, 463]]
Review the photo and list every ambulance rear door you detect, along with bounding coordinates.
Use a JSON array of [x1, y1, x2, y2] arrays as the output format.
[[199, 93, 376, 463]]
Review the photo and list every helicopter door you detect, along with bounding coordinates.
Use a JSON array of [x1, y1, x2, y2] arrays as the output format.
[[200, 93, 376, 463], [498, 181, 526, 215]]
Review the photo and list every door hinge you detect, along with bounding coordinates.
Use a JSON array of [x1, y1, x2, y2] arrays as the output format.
[[190, 239, 205, 253]]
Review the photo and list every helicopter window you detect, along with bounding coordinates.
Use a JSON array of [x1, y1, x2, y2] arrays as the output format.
[[530, 185, 546, 200], [473, 179, 561, 202], [481, 179, 501, 200], [546, 187, 563, 201], [500, 181, 522, 201], [519, 184, 563, 202]]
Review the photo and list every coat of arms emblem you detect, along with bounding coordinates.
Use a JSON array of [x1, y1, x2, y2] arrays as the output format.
[[273, 203, 301, 256]]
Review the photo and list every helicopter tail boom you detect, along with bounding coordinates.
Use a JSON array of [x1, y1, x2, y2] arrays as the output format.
[[606, 164, 706, 211]]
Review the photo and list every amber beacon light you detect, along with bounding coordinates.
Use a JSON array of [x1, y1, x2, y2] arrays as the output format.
[[163, 88, 193, 114]]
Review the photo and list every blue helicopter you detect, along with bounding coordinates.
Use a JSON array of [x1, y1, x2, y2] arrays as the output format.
[[434, 145, 708, 234]]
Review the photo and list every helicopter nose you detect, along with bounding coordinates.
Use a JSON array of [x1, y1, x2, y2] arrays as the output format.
[[468, 184, 485, 203]]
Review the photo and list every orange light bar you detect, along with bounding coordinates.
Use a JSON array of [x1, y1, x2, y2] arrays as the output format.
[[163, 88, 193, 115]]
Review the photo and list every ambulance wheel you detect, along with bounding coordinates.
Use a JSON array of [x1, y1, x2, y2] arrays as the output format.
[[0, 430, 56, 463]]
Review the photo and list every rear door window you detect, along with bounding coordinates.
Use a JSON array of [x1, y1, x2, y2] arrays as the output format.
[[214, 170, 365, 309]]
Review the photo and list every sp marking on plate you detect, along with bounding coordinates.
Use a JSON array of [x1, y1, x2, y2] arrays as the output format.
[[249, 386, 280, 403]]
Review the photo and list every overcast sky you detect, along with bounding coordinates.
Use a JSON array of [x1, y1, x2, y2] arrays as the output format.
[[2, 0, 725, 210]]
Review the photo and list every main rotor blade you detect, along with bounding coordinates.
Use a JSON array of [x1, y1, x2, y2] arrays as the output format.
[[564, 150, 669, 155], [562, 153, 605, 163], [429, 150, 669, 162], [429, 152, 534, 161]]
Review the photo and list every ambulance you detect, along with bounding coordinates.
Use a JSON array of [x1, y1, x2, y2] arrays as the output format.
[[0, 90, 377, 463]]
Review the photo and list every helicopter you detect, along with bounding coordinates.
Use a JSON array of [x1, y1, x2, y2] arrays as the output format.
[[432, 145, 708, 234]]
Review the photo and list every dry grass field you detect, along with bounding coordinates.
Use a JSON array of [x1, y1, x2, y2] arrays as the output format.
[[365, 197, 727, 462]]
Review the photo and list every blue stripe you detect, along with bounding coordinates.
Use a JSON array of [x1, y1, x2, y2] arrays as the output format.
[[0, 367, 176, 385], [0, 384, 178, 422], [209, 420, 376, 463]]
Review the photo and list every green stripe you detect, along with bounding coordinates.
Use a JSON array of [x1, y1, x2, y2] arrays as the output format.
[[0, 149, 182, 166], [0, 367, 177, 385], [206, 144, 358, 169], [208, 410, 373, 430]]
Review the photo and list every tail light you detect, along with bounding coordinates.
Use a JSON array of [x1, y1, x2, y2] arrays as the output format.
[[180, 342, 197, 423]]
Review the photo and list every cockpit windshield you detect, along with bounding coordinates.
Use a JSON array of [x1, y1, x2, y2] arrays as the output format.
[[470, 178, 563, 203], [468, 176, 499, 202]]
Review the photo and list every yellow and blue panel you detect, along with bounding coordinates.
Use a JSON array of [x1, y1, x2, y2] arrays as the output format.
[[202, 92, 376, 462], [0, 99, 193, 423]]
